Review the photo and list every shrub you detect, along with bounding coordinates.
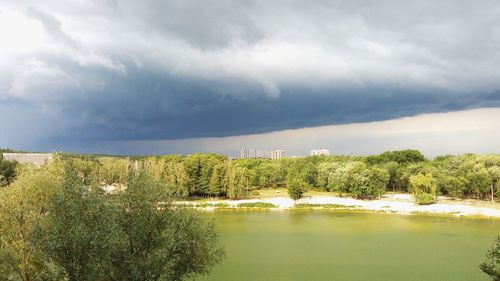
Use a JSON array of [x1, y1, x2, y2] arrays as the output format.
[[237, 202, 276, 208], [197, 202, 230, 208], [287, 179, 307, 201], [415, 193, 437, 205]]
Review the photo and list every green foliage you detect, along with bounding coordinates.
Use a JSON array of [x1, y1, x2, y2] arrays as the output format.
[[110, 172, 224, 281], [237, 202, 276, 208], [0, 157, 17, 187], [43, 161, 117, 281], [414, 193, 437, 205], [325, 162, 388, 199], [287, 178, 307, 201], [410, 174, 437, 205], [366, 150, 426, 165], [384, 161, 404, 192], [0, 164, 65, 281], [0, 161, 225, 281], [197, 203, 230, 208], [480, 236, 500, 281], [3, 150, 499, 202]]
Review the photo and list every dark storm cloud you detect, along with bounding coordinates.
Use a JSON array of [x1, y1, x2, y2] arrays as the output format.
[[0, 0, 500, 151]]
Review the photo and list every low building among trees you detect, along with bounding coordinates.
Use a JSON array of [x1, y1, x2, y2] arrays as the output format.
[[2, 153, 53, 166]]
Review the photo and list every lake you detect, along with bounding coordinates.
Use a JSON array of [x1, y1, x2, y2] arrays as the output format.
[[198, 210, 499, 281]]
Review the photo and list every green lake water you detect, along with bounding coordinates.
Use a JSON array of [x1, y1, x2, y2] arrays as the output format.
[[198, 210, 499, 281]]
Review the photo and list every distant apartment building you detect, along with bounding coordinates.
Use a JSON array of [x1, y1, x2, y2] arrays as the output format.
[[271, 150, 285, 160], [310, 149, 330, 156], [2, 153, 53, 166], [240, 149, 285, 160]]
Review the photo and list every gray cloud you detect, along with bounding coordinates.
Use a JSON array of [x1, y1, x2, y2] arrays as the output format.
[[25, 7, 80, 49], [0, 0, 499, 152], [47, 108, 500, 157]]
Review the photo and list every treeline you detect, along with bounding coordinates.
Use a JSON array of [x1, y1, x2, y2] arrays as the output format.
[[1, 150, 500, 203]]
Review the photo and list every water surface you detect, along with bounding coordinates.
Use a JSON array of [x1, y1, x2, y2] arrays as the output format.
[[199, 210, 499, 281]]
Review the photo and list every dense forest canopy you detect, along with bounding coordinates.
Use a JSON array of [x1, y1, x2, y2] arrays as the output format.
[[2, 149, 498, 203]]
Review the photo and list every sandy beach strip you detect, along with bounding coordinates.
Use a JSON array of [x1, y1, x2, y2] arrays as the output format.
[[178, 194, 500, 218]]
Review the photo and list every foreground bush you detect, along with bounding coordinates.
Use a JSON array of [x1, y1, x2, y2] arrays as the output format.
[[480, 236, 500, 281], [0, 160, 224, 281]]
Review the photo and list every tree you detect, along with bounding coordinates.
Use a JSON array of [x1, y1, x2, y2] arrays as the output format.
[[209, 163, 225, 197], [0, 164, 66, 281], [441, 175, 468, 197], [384, 161, 403, 192], [327, 162, 366, 197], [227, 167, 250, 200], [98, 157, 131, 185], [109, 172, 225, 281], [366, 150, 425, 165], [480, 236, 500, 281], [467, 165, 492, 199], [165, 162, 190, 198], [0, 157, 17, 187], [43, 161, 118, 281], [288, 178, 307, 202], [317, 162, 335, 190], [410, 174, 437, 205], [488, 166, 500, 203], [359, 166, 389, 199]]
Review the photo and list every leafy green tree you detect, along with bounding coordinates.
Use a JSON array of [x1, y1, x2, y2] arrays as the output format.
[[487, 166, 500, 202], [228, 167, 250, 199], [109, 172, 225, 281], [360, 166, 389, 199], [441, 175, 468, 197], [327, 162, 366, 197], [0, 164, 66, 281], [209, 163, 225, 197], [384, 161, 403, 192], [410, 174, 437, 205], [43, 161, 119, 281], [366, 150, 425, 165], [98, 157, 131, 185], [184, 153, 228, 197], [480, 236, 500, 281], [316, 162, 336, 190], [467, 165, 492, 199], [300, 162, 318, 187], [287, 178, 307, 202], [165, 162, 190, 198]]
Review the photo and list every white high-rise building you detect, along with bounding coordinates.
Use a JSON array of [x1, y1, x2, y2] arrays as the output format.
[[240, 149, 256, 159], [310, 149, 330, 156], [271, 150, 285, 160], [240, 149, 286, 160]]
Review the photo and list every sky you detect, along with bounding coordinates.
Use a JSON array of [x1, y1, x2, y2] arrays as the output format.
[[0, 0, 499, 157]]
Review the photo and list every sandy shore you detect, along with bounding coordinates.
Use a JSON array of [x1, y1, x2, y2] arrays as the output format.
[[180, 194, 500, 218]]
